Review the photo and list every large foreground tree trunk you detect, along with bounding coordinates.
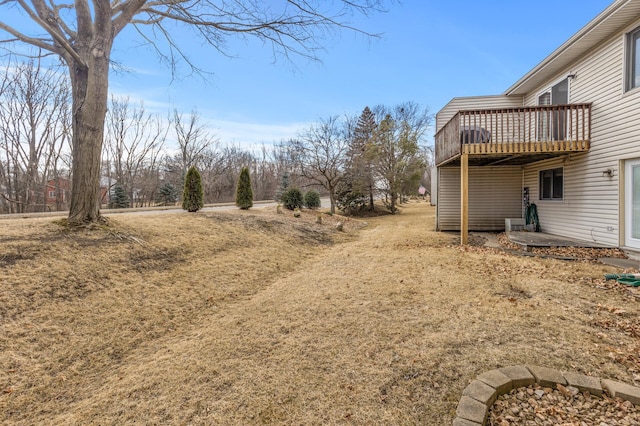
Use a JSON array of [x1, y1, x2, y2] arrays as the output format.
[[66, 31, 113, 225]]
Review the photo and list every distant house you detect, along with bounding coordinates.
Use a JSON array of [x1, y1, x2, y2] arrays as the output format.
[[434, 0, 640, 250], [45, 178, 71, 211], [44, 177, 110, 211]]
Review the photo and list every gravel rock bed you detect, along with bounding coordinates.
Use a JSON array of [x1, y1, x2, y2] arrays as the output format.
[[488, 383, 640, 425]]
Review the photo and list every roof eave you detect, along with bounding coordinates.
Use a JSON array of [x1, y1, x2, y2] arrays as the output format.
[[504, 0, 639, 96]]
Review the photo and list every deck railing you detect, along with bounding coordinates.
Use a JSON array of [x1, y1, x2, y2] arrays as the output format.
[[435, 104, 591, 165]]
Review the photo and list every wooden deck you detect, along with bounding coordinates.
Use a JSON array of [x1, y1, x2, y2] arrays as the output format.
[[436, 103, 592, 245], [435, 104, 591, 166]]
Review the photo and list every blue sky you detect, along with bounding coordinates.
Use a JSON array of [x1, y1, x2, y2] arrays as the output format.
[[2, 1, 612, 148]]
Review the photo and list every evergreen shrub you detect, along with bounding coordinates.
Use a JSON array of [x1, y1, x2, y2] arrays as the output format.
[[304, 190, 321, 209], [235, 167, 253, 210], [157, 183, 178, 206], [182, 166, 204, 212], [109, 184, 130, 208], [281, 187, 303, 210]]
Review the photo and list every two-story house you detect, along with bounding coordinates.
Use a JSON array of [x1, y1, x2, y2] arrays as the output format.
[[45, 177, 71, 211], [434, 0, 640, 249]]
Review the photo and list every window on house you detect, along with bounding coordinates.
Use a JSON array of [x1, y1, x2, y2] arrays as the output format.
[[626, 26, 640, 91], [537, 79, 568, 141], [539, 167, 563, 200], [48, 191, 55, 198]]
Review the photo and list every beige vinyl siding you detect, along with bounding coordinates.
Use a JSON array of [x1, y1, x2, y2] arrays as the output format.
[[520, 17, 640, 247], [437, 166, 523, 231], [523, 156, 619, 246], [435, 95, 524, 133]]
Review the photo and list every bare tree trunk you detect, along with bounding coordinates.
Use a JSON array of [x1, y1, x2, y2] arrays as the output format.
[[328, 187, 337, 214], [67, 52, 111, 224], [369, 183, 374, 210], [291, 116, 348, 214], [390, 190, 397, 214]]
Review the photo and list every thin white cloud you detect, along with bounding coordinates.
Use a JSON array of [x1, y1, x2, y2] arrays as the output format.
[[207, 118, 307, 146], [110, 64, 160, 77], [108, 87, 175, 112]]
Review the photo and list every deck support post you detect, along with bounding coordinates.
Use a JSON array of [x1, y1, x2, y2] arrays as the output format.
[[461, 152, 469, 245]]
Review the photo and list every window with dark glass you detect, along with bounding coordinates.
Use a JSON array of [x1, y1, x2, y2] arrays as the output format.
[[627, 27, 640, 91], [539, 168, 563, 200]]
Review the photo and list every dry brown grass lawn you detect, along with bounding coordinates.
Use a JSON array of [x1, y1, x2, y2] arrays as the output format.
[[1, 202, 638, 425]]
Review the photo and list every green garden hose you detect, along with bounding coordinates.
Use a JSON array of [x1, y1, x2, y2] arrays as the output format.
[[525, 203, 540, 232], [604, 273, 640, 287], [604, 273, 638, 280], [616, 277, 640, 287]]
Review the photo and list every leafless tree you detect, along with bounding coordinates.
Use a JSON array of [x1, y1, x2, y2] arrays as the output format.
[[0, 0, 385, 224], [0, 64, 11, 213], [0, 59, 71, 213], [290, 116, 349, 213], [104, 95, 166, 207], [44, 99, 72, 211], [135, 161, 163, 207], [199, 146, 232, 202], [252, 144, 280, 201], [369, 102, 432, 213], [172, 109, 216, 176]]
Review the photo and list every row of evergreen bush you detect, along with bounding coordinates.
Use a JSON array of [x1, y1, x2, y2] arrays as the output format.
[[280, 188, 320, 210], [180, 166, 322, 213]]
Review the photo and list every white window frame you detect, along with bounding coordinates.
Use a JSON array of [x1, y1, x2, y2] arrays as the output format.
[[535, 76, 571, 106], [625, 26, 640, 92], [539, 167, 564, 201]]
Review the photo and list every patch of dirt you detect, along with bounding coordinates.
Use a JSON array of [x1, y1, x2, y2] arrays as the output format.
[[340, 206, 394, 218], [0, 252, 34, 268], [128, 248, 187, 272], [495, 283, 533, 300], [444, 232, 489, 248]]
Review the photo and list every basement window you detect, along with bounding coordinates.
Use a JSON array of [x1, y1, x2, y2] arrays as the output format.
[[539, 167, 563, 200]]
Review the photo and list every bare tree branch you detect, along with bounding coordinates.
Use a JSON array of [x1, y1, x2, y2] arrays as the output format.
[[14, 0, 86, 66], [0, 21, 58, 53], [291, 115, 349, 213]]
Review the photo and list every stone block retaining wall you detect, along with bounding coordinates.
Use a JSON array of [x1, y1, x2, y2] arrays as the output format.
[[454, 365, 640, 425]]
